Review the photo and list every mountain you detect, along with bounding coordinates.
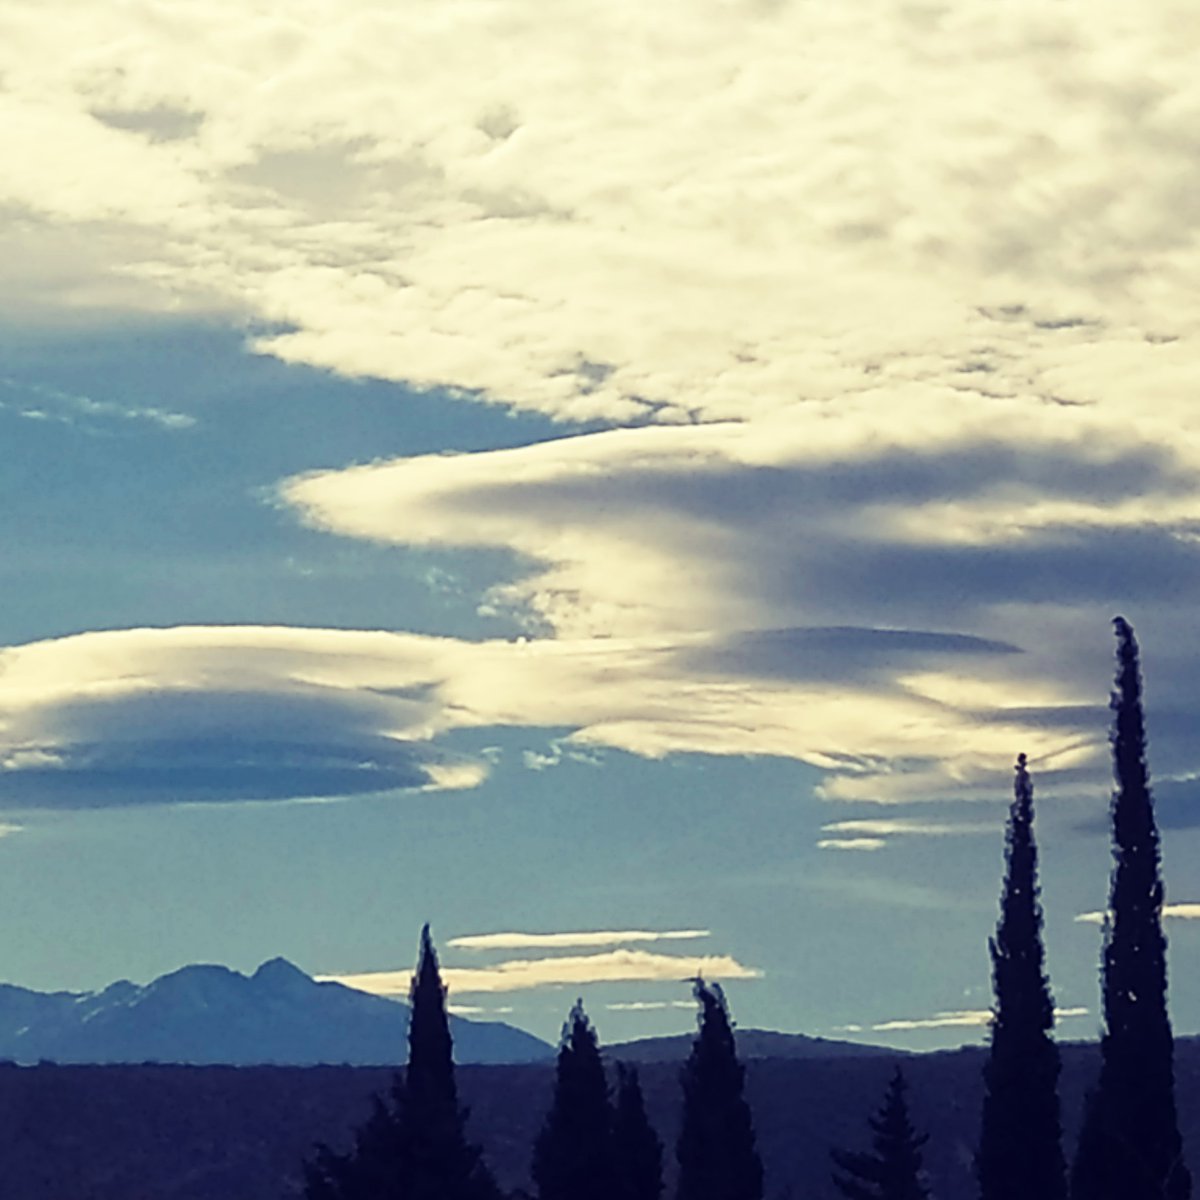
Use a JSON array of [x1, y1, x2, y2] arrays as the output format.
[[608, 1027, 903, 1062], [0, 958, 551, 1066]]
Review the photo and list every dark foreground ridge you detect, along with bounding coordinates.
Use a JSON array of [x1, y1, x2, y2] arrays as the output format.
[[2, 1039, 1200, 1200]]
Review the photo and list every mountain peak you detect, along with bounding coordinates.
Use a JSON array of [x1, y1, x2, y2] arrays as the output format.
[[251, 957, 311, 988]]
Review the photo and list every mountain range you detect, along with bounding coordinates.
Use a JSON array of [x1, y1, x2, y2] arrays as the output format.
[[0, 958, 551, 1066]]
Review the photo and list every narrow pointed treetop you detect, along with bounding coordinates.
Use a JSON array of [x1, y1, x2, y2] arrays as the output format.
[[1071, 619, 1191, 1200], [533, 999, 615, 1200], [976, 753, 1065, 1200], [408, 922, 457, 1114], [614, 1062, 664, 1200], [832, 1066, 930, 1200], [675, 980, 763, 1200]]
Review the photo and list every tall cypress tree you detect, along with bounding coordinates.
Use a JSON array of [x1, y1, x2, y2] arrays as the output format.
[[675, 980, 763, 1200], [1071, 619, 1191, 1200], [304, 924, 500, 1200], [403, 924, 501, 1200], [532, 1000, 615, 1200], [976, 754, 1065, 1200], [614, 1062, 664, 1200], [831, 1066, 930, 1200]]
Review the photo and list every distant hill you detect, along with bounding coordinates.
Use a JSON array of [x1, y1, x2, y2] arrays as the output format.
[[0, 958, 551, 1066], [609, 1027, 903, 1062]]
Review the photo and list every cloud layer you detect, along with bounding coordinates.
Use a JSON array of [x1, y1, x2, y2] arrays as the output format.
[[326, 948, 762, 997], [6, 0, 1200, 820]]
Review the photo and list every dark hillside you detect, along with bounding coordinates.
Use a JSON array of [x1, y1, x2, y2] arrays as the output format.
[[1, 1039, 1199, 1199]]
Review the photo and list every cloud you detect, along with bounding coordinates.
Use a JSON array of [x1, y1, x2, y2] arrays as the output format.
[[5, 0, 1200, 814], [0, 625, 485, 808], [1075, 903, 1200, 925], [820, 818, 1000, 844], [0, 822, 20, 839], [605, 1000, 696, 1012], [0, 619, 1113, 811], [324, 949, 763, 996], [4, 0, 1200, 429], [447, 930, 710, 951], [867, 1007, 1089, 1033]]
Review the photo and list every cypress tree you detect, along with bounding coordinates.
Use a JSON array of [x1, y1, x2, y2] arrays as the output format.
[[613, 1062, 664, 1200], [1071, 619, 1191, 1200], [976, 754, 1066, 1200], [304, 924, 500, 1200], [675, 980, 763, 1200], [532, 999, 615, 1200], [403, 923, 501, 1200], [831, 1066, 929, 1200]]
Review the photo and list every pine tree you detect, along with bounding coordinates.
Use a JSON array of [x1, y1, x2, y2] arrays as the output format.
[[304, 924, 500, 1200], [675, 980, 763, 1200], [976, 754, 1065, 1200], [532, 999, 615, 1200], [831, 1066, 929, 1200], [1071, 619, 1191, 1200], [613, 1062, 664, 1200]]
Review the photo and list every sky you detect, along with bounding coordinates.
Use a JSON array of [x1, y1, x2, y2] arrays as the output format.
[[2, 0, 1200, 1052]]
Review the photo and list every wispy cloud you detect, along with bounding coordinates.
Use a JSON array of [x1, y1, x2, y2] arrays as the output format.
[[821, 819, 999, 839], [606, 1000, 696, 1012], [324, 949, 762, 997], [817, 838, 888, 852], [1075, 903, 1200, 925], [864, 1006, 1089, 1033], [447, 930, 710, 951]]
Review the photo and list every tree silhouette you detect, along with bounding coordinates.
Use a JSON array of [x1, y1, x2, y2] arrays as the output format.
[[1071, 619, 1192, 1200], [831, 1066, 929, 1200], [304, 924, 501, 1200], [675, 980, 763, 1200], [532, 999, 615, 1200], [613, 1062, 664, 1200], [976, 754, 1065, 1200]]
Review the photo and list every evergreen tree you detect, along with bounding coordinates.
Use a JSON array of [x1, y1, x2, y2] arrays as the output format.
[[1071, 619, 1191, 1200], [976, 754, 1066, 1200], [675, 980, 763, 1200], [831, 1066, 929, 1200], [613, 1062, 664, 1200], [532, 999, 615, 1200], [304, 924, 501, 1200]]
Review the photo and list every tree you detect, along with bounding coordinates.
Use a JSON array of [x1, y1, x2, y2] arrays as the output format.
[[675, 980, 763, 1200], [976, 754, 1066, 1200], [831, 1066, 929, 1200], [1071, 618, 1192, 1200], [613, 1062, 664, 1200], [304, 924, 501, 1200], [532, 999, 615, 1200]]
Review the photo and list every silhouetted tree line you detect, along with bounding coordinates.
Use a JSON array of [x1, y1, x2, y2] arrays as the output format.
[[304, 620, 1191, 1200]]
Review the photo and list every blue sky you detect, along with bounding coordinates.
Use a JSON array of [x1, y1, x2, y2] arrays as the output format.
[[2, 0, 1200, 1051]]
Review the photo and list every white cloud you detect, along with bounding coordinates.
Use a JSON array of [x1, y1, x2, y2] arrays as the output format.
[[324, 948, 762, 996], [817, 838, 888, 852], [820, 818, 1000, 843], [606, 1000, 696, 1012], [5, 0, 1200, 813], [1075, 903, 1200, 925], [448, 930, 710, 951], [869, 1006, 1089, 1032], [4, 0, 1200, 427]]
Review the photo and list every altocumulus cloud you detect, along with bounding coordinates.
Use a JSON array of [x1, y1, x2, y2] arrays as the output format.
[[7, 0, 1200, 819]]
